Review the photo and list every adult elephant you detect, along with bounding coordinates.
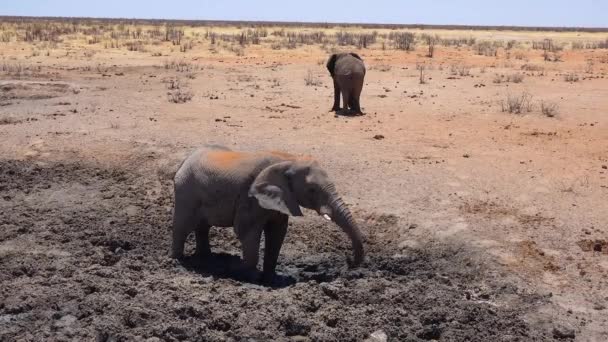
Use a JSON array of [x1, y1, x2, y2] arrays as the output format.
[[326, 52, 366, 115], [171, 145, 365, 284]]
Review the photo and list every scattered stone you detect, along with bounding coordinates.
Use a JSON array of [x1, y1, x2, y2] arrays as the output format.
[[463, 154, 470, 158], [373, 134, 385, 140]]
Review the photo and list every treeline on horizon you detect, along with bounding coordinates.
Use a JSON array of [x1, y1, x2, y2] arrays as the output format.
[[1, 15, 607, 33]]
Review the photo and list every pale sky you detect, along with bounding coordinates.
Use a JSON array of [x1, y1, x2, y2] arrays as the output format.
[[1, 0, 606, 28]]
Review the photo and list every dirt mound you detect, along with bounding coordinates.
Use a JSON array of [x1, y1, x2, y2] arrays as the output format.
[[0, 160, 555, 341], [0, 81, 78, 101]]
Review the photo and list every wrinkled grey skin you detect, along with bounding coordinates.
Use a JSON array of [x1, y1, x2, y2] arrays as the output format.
[[171, 145, 365, 284], [327, 52, 366, 115]]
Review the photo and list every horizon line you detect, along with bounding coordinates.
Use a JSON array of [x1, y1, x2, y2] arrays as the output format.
[[2, 15, 608, 32]]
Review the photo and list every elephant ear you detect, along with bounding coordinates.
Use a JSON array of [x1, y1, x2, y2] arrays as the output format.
[[326, 54, 338, 77], [249, 162, 303, 217], [349, 52, 363, 61]]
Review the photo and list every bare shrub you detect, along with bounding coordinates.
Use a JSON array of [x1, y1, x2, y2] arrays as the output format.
[[501, 92, 533, 114], [450, 63, 471, 76], [496, 73, 525, 83], [475, 41, 499, 57], [585, 59, 594, 74], [521, 64, 543, 72], [540, 100, 559, 117], [168, 89, 193, 103], [416, 63, 427, 84], [389, 32, 415, 51], [422, 34, 439, 58], [440, 37, 475, 47], [564, 73, 579, 82], [304, 70, 321, 86]]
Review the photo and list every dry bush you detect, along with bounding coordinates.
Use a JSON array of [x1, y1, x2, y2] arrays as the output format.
[[540, 100, 559, 117], [416, 63, 427, 84], [521, 64, 543, 72], [304, 70, 322, 86], [495, 73, 525, 83], [501, 92, 533, 114], [450, 63, 471, 76], [125, 41, 147, 52], [422, 34, 439, 58], [168, 89, 193, 103], [475, 41, 499, 57], [564, 73, 579, 82], [389, 31, 416, 51], [440, 37, 475, 47], [164, 60, 195, 72]]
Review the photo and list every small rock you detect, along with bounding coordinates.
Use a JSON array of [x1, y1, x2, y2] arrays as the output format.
[[462, 154, 470, 158], [602, 165, 607, 170], [593, 303, 606, 311], [373, 135, 385, 140], [552, 325, 575, 339], [365, 330, 388, 342]]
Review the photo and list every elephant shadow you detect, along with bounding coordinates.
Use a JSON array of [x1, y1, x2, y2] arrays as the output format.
[[335, 108, 365, 117], [178, 252, 349, 288]]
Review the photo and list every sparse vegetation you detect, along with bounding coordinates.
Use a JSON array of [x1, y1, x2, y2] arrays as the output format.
[[540, 100, 559, 117], [501, 91, 534, 114], [564, 73, 580, 82], [168, 89, 193, 103], [304, 70, 321, 86], [450, 63, 471, 76], [493, 73, 525, 83]]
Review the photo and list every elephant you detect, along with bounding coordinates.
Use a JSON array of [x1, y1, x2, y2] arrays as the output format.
[[326, 52, 366, 115], [171, 145, 365, 284]]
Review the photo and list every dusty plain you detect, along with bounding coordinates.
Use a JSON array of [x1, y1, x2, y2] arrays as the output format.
[[1, 19, 608, 341]]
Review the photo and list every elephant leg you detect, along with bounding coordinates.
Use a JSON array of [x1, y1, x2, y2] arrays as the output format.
[[262, 215, 288, 284], [171, 195, 197, 259], [237, 225, 263, 273], [194, 221, 211, 258], [350, 77, 364, 114], [341, 89, 352, 113], [331, 78, 341, 112]]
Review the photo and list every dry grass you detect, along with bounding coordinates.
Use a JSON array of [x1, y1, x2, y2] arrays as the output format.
[[494, 73, 525, 83], [304, 70, 322, 86], [564, 73, 580, 82], [501, 92, 534, 114], [540, 100, 559, 117]]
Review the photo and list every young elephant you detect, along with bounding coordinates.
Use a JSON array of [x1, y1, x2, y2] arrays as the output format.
[[171, 145, 365, 284], [327, 52, 366, 115]]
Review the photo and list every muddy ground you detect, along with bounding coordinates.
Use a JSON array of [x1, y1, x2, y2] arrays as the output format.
[[1, 159, 562, 341]]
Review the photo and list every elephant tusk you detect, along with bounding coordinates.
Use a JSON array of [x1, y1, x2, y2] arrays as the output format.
[[323, 214, 332, 221]]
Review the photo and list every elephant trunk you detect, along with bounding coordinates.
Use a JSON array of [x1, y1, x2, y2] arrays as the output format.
[[323, 187, 364, 267]]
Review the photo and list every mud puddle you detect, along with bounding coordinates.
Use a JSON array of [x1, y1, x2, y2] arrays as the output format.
[[0, 160, 557, 341]]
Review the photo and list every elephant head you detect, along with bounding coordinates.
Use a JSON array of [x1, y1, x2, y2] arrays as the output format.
[[326, 52, 363, 77], [249, 160, 364, 266]]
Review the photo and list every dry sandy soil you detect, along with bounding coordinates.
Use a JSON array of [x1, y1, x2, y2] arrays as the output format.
[[1, 21, 608, 341]]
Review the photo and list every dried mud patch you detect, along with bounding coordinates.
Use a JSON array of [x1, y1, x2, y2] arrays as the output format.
[[0, 160, 556, 341]]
